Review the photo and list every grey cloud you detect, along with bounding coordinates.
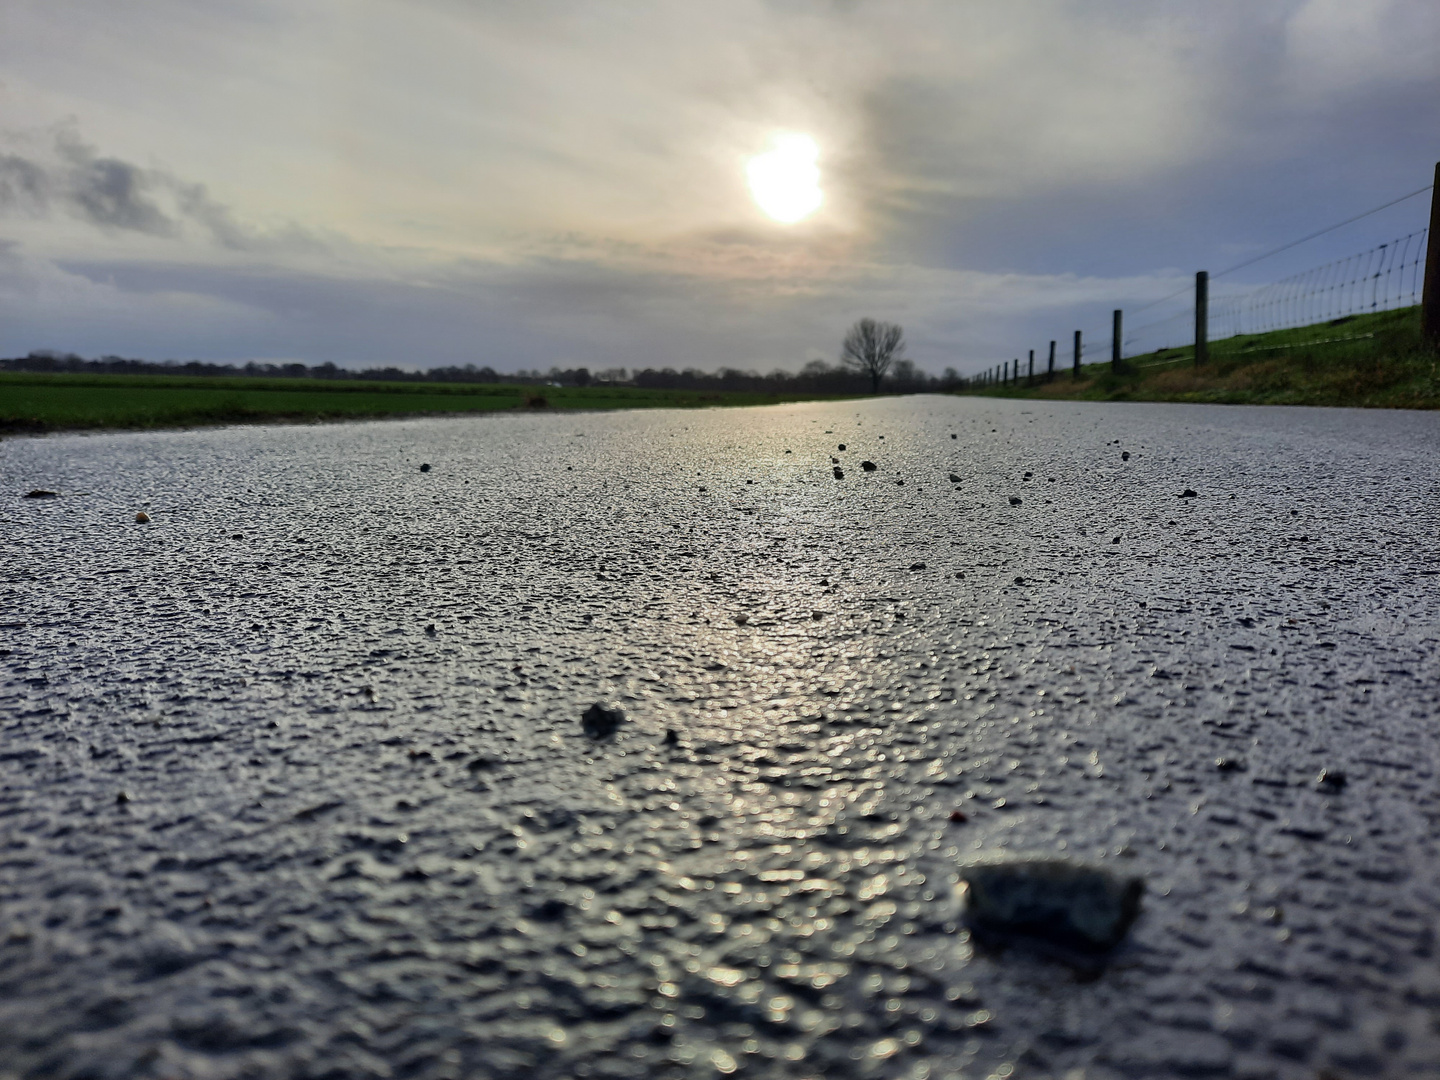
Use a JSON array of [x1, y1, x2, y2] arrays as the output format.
[[0, 126, 263, 249], [59, 141, 177, 235], [23, 242, 1171, 378], [0, 154, 50, 211]]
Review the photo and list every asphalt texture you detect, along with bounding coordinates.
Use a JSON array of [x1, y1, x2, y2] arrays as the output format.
[[3, 396, 1439, 1080]]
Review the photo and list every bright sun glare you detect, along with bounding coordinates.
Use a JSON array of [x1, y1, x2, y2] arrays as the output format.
[[746, 134, 823, 224]]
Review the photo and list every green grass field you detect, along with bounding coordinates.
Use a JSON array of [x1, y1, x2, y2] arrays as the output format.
[[970, 305, 1440, 408], [0, 373, 853, 434], [7, 306, 1436, 434]]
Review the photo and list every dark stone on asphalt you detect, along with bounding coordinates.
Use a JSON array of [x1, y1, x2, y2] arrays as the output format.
[[951, 433, 957, 439], [1121, 451, 1130, 461], [949, 473, 961, 483], [1317, 768, 1347, 791], [1180, 488, 1198, 497], [837, 444, 846, 451], [420, 463, 432, 472], [23, 490, 58, 499], [833, 466, 844, 479], [425, 623, 437, 636], [1014, 576, 1026, 585], [663, 728, 679, 746], [530, 897, 568, 922], [1009, 497, 1022, 506], [909, 562, 927, 571], [1215, 756, 1246, 772], [581, 702, 625, 739], [959, 858, 1144, 953], [861, 461, 877, 471]]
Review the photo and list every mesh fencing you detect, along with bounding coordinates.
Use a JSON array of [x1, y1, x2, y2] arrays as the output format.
[[1117, 229, 1428, 359], [1212, 229, 1427, 338]]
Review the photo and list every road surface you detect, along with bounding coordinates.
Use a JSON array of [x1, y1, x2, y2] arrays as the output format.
[[3, 397, 1439, 1079]]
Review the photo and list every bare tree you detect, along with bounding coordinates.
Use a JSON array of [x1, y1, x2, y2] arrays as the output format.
[[840, 318, 906, 392]]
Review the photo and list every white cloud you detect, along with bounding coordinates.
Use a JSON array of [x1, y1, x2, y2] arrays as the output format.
[[1285, 0, 1440, 94]]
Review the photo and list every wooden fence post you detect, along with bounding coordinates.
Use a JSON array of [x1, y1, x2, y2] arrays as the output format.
[[1047, 340, 1056, 382], [1112, 310, 1123, 372], [1028, 351, 1034, 385], [1195, 270, 1209, 366], [1073, 330, 1082, 380], [1424, 162, 1440, 343]]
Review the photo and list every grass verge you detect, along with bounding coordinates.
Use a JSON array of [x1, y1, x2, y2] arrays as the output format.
[[968, 306, 1440, 409], [0, 374, 859, 435]]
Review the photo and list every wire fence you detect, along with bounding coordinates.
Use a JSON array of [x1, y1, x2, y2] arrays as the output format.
[[1213, 229, 1427, 338], [1118, 228, 1428, 357], [971, 176, 1437, 387]]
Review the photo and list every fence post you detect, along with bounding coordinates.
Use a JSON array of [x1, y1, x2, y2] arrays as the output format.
[[1112, 310, 1123, 372], [1195, 270, 1209, 366], [1028, 351, 1034, 385], [1073, 330, 1082, 380], [1047, 340, 1056, 382], [1424, 162, 1440, 343]]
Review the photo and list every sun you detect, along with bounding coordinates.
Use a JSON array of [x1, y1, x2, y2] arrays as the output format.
[[746, 133, 823, 224]]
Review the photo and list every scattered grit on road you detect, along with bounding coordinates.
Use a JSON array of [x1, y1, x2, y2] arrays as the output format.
[[3, 397, 1439, 1080]]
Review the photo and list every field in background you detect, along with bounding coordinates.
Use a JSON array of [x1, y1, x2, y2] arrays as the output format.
[[973, 306, 1439, 409], [6, 306, 1436, 435], [0, 373, 855, 434]]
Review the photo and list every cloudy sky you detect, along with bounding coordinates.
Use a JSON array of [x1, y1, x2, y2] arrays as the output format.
[[1, 0, 1437, 375]]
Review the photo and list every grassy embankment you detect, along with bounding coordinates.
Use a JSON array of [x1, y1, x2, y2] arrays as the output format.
[[970, 305, 1439, 408], [0, 373, 856, 435]]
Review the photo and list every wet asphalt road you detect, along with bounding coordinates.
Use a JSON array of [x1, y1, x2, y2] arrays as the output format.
[[3, 396, 1440, 1080]]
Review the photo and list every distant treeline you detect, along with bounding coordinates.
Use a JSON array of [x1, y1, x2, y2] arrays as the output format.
[[1, 351, 970, 393]]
